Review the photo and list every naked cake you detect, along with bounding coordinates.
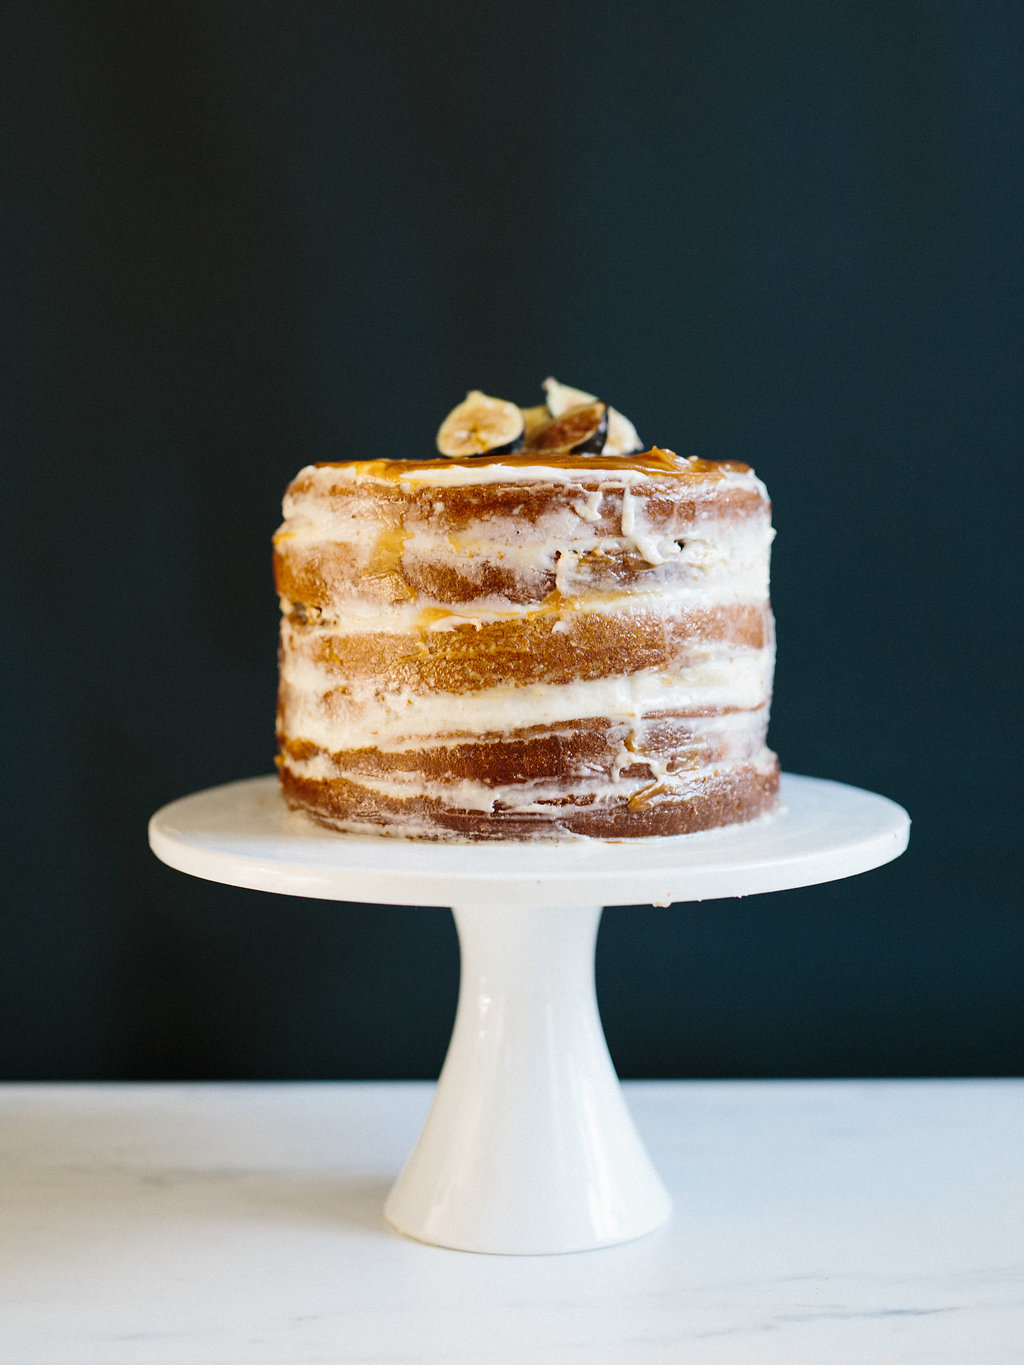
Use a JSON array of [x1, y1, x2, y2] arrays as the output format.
[[273, 380, 779, 839]]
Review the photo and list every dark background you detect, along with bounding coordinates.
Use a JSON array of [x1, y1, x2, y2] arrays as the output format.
[[3, 2, 1021, 1081]]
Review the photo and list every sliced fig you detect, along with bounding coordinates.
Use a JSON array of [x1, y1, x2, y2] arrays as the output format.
[[604, 406, 644, 455], [543, 377, 643, 454], [436, 390, 525, 458], [520, 403, 551, 443], [542, 377, 597, 416], [528, 401, 609, 455]]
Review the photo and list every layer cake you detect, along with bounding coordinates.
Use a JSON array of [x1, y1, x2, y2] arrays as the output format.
[[274, 387, 779, 840]]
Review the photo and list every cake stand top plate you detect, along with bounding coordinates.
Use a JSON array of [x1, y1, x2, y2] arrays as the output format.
[[148, 773, 909, 909]]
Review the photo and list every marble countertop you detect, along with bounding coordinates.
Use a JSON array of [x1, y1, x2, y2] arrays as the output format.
[[1, 1080, 1021, 1362]]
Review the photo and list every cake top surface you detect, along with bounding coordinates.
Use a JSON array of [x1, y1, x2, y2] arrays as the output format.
[[300, 378, 753, 486], [308, 450, 752, 481]]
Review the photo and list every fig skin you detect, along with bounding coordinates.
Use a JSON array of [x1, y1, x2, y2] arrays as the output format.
[[526, 401, 609, 455], [436, 390, 525, 458]]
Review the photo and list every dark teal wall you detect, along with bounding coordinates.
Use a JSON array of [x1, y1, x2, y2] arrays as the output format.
[[3, 1, 1021, 1079]]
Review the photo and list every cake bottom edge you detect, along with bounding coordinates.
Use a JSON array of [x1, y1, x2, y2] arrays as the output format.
[[278, 757, 780, 842]]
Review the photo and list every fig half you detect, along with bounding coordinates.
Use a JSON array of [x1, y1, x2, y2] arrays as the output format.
[[520, 403, 551, 443], [436, 390, 525, 458], [603, 406, 643, 455], [542, 377, 597, 416], [542, 377, 643, 454], [527, 401, 609, 454]]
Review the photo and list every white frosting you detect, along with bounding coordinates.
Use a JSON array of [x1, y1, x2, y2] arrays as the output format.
[[282, 459, 769, 498], [286, 705, 764, 767], [278, 647, 774, 749], [278, 567, 771, 634], [571, 489, 604, 522], [282, 758, 773, 814], [277, 519, 774, 626], [277, 524, 772, 583]]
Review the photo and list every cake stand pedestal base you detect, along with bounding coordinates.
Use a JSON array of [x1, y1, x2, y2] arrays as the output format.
[[384, 901, 670, 1253], [149, 773, 909, 1255]]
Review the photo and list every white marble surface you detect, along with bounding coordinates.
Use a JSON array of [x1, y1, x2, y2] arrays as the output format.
[[0, 1081, 1021, 1363]]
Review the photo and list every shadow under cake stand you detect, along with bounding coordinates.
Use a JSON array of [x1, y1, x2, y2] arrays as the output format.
[[149, 772, 909, 1255]]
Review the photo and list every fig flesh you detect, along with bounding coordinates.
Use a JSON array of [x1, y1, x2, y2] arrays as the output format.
[[520, 403, 551, 443], [527, 400, 609, 454], [603, 406, 643, 455], [542, 377, 597, 416], [436, 390, 525, 458]]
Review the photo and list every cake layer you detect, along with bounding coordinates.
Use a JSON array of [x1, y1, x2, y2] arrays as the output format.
[[274, 523, 772, 612], [274, 452, 773, 614], [280, 452, 766, 540], [277, 651, 775, 755], [278, 604, 771, 694], [279, 708, 770, 786], [278, 755, 780, 841]]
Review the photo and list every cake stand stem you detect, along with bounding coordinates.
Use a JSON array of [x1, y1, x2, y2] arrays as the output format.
[[383, 901, 672, 1254]]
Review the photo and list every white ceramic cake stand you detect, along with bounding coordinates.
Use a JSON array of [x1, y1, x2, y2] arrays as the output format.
[[149, 772, 909, 1255]]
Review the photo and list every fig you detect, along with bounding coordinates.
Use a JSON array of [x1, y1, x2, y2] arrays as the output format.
[[542, 377, 597, 416], [528, 400, 609, 454], [436, 390, 525, 458], [520, 403, 551, 443], [603, 406, 643, 455], [542, 377, 643, 455]]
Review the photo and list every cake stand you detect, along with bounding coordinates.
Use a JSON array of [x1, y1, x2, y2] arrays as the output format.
[[149, 772, 909, 1255]]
